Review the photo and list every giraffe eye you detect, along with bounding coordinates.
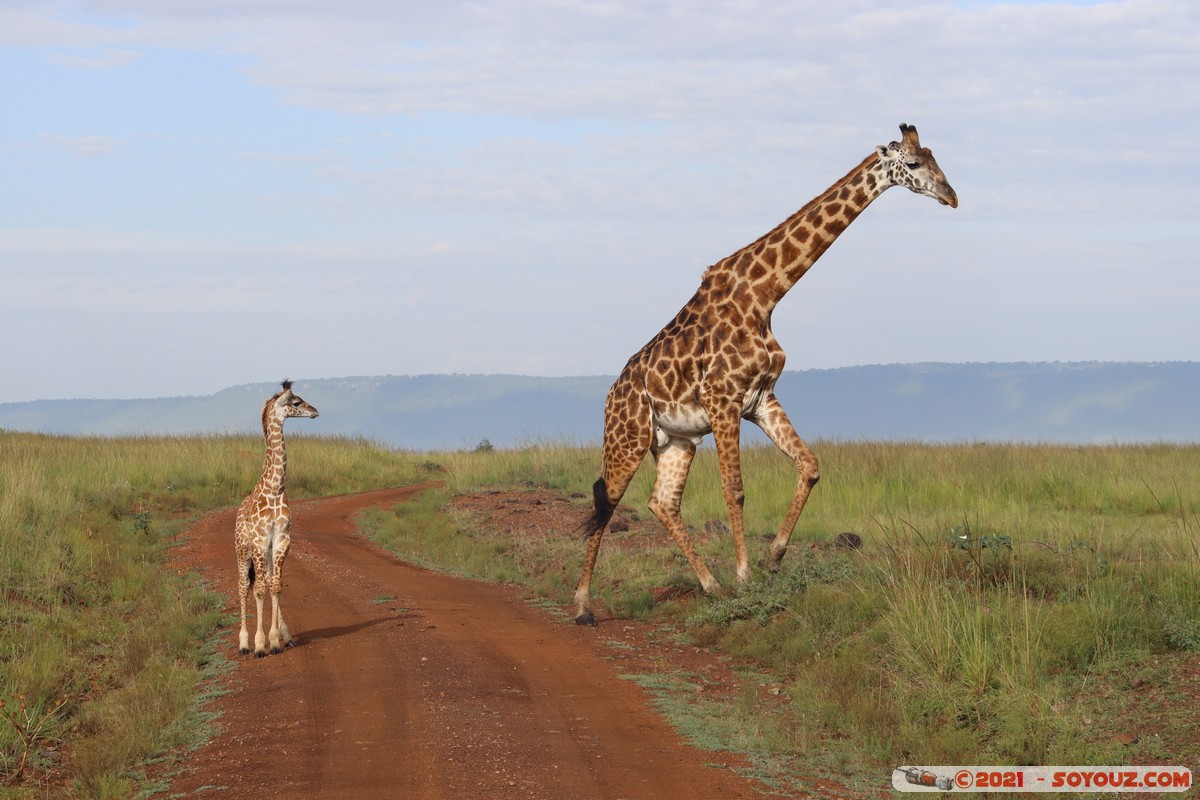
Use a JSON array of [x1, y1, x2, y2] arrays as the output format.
[[906, 161, 920, 170]]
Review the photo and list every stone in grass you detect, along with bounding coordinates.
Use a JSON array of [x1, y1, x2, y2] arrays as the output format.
[[834, 532, 863, 550]]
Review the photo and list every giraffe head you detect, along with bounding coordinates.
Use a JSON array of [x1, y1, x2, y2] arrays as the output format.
[[264, 379, 319, 427], [875, 123, 958, 208]]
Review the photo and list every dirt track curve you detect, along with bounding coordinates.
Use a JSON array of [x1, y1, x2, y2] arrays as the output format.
[[167, 484, 769, 799]]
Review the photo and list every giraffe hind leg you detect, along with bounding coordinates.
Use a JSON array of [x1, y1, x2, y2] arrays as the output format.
[[574, 449, 648, 625], [574, 529, 605, 626], [575, 383, 654, 625], [236, 548, 254, 655], [648, 440, 720, 594], [581, 476, 615, 538]]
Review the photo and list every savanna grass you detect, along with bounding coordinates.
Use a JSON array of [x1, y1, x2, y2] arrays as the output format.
[[0, 431, 428, 798], [11, 432, 1187, 794], [366, 439, 1200, 791]]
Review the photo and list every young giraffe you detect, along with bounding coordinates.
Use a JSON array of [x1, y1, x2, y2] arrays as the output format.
[[235, 380, 319, 656], [575, 124, 957, 625]]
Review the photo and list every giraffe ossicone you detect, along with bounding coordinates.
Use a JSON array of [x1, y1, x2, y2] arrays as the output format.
[[573, 124, 957, 626], [234, 380, 319, 656]]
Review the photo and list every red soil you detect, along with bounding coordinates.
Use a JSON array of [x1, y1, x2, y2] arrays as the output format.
[[165, 484, 777, 799]]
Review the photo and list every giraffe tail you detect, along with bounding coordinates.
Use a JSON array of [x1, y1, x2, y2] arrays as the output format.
[[579, 477, 614, 539], [247, 559, 256, 586]]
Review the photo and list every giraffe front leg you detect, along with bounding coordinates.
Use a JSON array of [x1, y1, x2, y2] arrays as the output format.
[[268, 578, 292, 653], [649, 440, 721, 594], [276, 602, 293, 649], [707, 401, 752, 583], [269, 591, 290, 654], [253, 587, 268, 657], [268, 537, 293, 653], [750, 394, 820, 570]]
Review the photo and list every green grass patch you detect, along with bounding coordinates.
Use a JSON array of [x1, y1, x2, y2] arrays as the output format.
[[357, 487, 526, 584]]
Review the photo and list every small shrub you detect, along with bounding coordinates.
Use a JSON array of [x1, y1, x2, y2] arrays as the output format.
[[688, 554, 854, 627], [1162, 612, 1200, 651], [131, 511, 152, 535], [608, 590, 657, 620]]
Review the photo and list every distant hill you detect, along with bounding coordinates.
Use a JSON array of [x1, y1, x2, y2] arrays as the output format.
[[1, 363, 1197, 449]]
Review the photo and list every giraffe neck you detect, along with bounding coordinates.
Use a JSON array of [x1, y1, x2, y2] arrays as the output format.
[[258, 415, 287, 497], [702, 151, 889, 315]]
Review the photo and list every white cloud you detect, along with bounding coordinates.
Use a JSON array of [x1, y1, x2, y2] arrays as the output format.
[[38, 133, 125, 157], [44, 47, 141, 70], [8, 1, 1195, 127], [233, 149, 335, 164]]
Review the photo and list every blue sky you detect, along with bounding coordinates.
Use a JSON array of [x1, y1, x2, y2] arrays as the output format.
[[1, 0, 1197, 402]]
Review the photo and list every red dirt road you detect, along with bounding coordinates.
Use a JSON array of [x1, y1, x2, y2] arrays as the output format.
[[167, 484, 768, 799]]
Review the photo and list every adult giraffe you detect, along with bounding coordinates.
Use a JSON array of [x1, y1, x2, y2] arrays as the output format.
[[574, 124, 957, 625]]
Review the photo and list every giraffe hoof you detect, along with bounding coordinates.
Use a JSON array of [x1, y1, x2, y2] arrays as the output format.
[[255, 650, 268, 658], [574, 611, 596, 627], [284, 640, 297, 648], [239, 648, 252, 656]]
